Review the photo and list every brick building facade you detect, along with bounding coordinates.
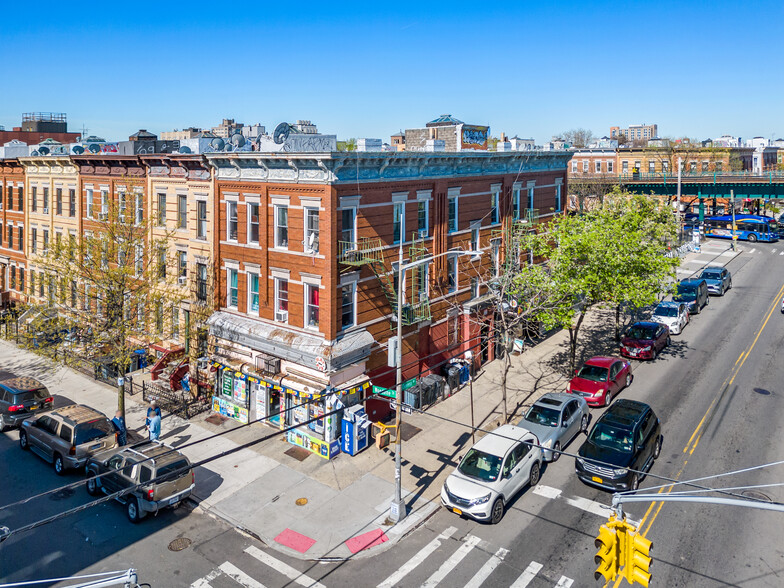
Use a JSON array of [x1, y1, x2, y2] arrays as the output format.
[[0, 159, 26, 302]]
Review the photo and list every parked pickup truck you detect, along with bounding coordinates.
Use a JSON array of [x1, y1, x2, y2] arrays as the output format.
[[85, 440, 195, 523]]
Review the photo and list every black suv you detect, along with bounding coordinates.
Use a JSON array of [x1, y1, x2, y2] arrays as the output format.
[[575, 399, 662, 491]]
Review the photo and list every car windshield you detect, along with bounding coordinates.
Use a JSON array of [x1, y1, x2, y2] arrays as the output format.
[[525, 405, 561, 427], [653, 306, 677, 318], [701, 271, 721, 280], [156, 459, 190, 481], [676, 285, 697, 301], [626, 326, 655, 340], [577, 364, 609, 382], [458, 448, 503, 482], [74, 418, 114, 445], [13, 388, 49, 402], [588, 423, 633, 453]]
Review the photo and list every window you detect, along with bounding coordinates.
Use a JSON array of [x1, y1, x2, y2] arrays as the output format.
[[178, 250, 187, 279], [18, 268, 24, 292], [31, 228, 37, 254], [31, 187, 37, 212], [196, 263, 207, 302], [274, 205, 288, 248], [607, 161, 614, 173], [634, 161, 641, 172], [70, 280, 76, 308], [702, 161, 709, 172], [340, 282, 355, 329], [43, 187, 49, 213], [134, 245, 144, 277], [100, 190, 108, 217], [418, 200, 429, 237], [341, 207, 356, 247], [228, 269, 238, 309], [274, 278, 288, 322], [0, 223, 3, 246], [42, 229, 49, 254], [471, 225, 480, 254], [571, 161, 577, 173], [583, 160, 589, 172], [17, 186, 22, 210], [135, 191, 143, 225], [86, 189, 93, 218], [622, 161, 628, 173], [157, 247, 166, 280], [9, 266, 15, 289], [228, 202, 239, 241], [16, 226, 22, 251], [0, 184, 3, 209], [56, 188, 62, 215], [393, 202, 404, 244], [178, 194, 187, 229], [447, 254, 457, 293], [119, 191, 127, 223], [6, 225, 12, 250], [471, 277, 479, 298], [448, 196, 458, 233], [305, 283, 319, 328], [40, 273, 45, 298], [528, 185, 535, 211], [513, 186, 521, 220], [689, 161, 697, 172], [649, 161, 656, 174], [197, 200, 207, 239], [304, 207, 319, 253], [157, 193, 167, 226], [155, 303, 163, 333], [69, 189, 76, 217], [171, 308, 179, 338], [595, 161, 602, 173], [490, 190, 499, 224], [492, 240, 501, 276], [248, 273, 259, 314], [715, 161, 723, 173]]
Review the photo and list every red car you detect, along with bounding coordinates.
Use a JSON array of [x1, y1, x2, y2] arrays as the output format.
[[620, 321, 671, 361], [566, 356, 633, 408]]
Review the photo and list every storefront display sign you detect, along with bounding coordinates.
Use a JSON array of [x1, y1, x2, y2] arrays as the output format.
[[286, 429, 340, 459], [221, 368, 233, 397], [233, 376, 247, 404], [212, 395, 249, 424]]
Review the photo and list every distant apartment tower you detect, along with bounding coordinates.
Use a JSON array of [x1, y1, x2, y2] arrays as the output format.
[[211, 118, 244, 138], [610, 123, 658, 143], [160, 127, 206, 141]]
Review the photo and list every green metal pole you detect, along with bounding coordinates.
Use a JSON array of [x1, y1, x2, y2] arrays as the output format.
[[698, 190, 704, 223]]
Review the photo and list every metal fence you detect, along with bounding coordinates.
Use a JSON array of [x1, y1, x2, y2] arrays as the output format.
[[132, 378, 210, 420]]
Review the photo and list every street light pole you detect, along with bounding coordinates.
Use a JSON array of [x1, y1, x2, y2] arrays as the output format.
[[676, 157, 682, 242], [731, 189, 737, 251]]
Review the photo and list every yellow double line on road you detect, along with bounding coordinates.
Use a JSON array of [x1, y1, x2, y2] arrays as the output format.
[[610, 283, 784, 587]]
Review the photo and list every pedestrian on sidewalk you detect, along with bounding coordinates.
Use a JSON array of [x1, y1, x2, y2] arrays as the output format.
[[148, 412, 161, 441], [111, 410, 127, 446], [145, 399, 161, 428]]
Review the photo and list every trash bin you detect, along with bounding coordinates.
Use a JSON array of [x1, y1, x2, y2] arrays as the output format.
[[341, 405, 370, 456], [444, 365, 461, 393], [404, 384, 422, 409], [459, 363, 470, 385], [421, 374, 445, 405]]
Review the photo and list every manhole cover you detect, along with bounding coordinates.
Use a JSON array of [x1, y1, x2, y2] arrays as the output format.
[[399, 422, 422, 442], [753, 388, 772, 396], [295, 498, 308, 506], [742, 490, 771, 502], [168, 537, 192, 552]]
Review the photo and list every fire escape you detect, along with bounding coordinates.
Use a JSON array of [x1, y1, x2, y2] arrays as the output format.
[[339, 234, 431, 326]]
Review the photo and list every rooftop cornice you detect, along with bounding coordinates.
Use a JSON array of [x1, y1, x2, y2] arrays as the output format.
[[206, 151, 571, 184]]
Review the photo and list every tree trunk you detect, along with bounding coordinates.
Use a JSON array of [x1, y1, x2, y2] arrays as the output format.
[[615, 304, 621, 342], [117, 379, 125, 422], [568, 310, 586, 373]]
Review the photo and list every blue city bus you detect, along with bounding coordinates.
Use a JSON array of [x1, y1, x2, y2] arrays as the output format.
[[703, 215, 778, 243]]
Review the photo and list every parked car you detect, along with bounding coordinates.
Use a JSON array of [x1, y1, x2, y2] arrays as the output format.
[[698, 267, 732, 296], [567, 356, 633, 407], [651, 301, 690, 335], [0, 375, 53, 431], [441, 424, 543, 524], [518, 393, 589, 461], [673, 278, 710, 314], [620, 322, 671, 361], [575, 399, 663, 491], [19, 405, 118, 474], [85, 440, 195, 523]]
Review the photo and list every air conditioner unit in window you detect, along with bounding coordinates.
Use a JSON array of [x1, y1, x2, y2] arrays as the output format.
[[98, 213, 108, 221], [178, 276, 187, 286], [276, 311, 288, 322]]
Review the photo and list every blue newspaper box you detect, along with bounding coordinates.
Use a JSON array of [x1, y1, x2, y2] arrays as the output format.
[[341, 405, 370, 456]]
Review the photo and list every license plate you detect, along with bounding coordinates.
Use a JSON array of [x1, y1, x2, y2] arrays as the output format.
[[90, 443, 102, 450], [592, 476, 603, 484], [453, 508, 463, 516]]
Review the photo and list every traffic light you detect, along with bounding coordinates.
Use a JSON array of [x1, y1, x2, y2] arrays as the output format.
[[624, 528, 653, 586], [594, 524, 619, 581]]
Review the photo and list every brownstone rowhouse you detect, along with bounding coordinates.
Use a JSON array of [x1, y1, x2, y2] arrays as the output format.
[[204, 151, 569, 455], [0, 159, 27, 303]]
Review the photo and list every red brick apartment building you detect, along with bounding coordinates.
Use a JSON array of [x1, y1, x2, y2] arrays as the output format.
[[0, 159, 27, 303], [205, 151, 570, 457]]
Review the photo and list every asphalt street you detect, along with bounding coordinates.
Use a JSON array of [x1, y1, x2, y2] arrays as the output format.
[[1, 240, 783, 588]]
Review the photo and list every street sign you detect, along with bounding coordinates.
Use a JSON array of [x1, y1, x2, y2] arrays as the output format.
[[389, 401, 413, 414]]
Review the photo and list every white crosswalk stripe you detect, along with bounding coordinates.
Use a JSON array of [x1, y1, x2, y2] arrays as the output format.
[[245, 545, 326, 588], [421, 534, 482, 588], [510, 561, 544, 588], [554, 576, 574, 587], [377, 526, 457, 588], [463, 546, 509, 588], [191, 568, 222, 588], [219, 562, 268, 588]]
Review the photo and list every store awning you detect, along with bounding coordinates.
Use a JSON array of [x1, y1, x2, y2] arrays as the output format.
[[207, 312, 374, 374]]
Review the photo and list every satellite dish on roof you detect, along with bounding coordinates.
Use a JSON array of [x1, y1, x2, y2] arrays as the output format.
[[88, 143, 101, 154], [30, 150, 40, 156], [273, 122, 291, 144], [230, 133, 245, 148], [178, 145, 192, 154], [210, 137, 225, 151], [38, 146, 50, 155], [72, 145, 85, 154]]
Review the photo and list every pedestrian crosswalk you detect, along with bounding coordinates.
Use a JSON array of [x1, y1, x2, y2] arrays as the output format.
[[190, 527, 575, 588]]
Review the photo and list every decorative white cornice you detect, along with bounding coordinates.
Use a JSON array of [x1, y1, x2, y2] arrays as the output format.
[[205, 151, 572, 184]]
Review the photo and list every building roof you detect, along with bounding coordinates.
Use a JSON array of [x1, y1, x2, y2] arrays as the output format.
[[129, 129, 157, 140], [426, 114, 464, 127]]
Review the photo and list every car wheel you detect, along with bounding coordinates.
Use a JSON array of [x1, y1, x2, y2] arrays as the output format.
[[666, 335, 672, 347], [580, 414, 589, 433], [720, 286, 725, 296], [86, 474, 99, 496], [127, 498, 145, 523], [529, 461, 541, 487], [629, 473, 639, 491], [604, 390, 611, 407], [490, 497, 504, 525], [651, 347, 658, 361], [654, 436, 662, 459], [728, 279, 732, 290], [0, 414, 6, 432], [551, 442, 561, 462], [53, 454, 66, 476], [19, 430, 29, 450]]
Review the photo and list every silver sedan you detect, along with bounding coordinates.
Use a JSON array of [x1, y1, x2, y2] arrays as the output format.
[[518, 393, 590, 462]]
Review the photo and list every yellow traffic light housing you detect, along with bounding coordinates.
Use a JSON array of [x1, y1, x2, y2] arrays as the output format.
[[624, 529, 653, 586], [594, 524, 619, 582]]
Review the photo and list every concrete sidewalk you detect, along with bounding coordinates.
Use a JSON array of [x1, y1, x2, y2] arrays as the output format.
[[0, 239, 741, 561]]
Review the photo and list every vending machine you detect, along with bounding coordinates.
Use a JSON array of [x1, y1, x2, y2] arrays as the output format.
[[341, 405, 370, 456]]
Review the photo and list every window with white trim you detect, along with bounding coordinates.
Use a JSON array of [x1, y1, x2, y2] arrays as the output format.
[[341, 207, 356, 247], [178, 194, 187, 229], [448, 196, 458, 233], [583, 160, 589, 172], [227, 201, 238, 241], [274, 277, 289, 322], [100, 190, 108, 216], [417, 200, 428, 237], [471, 225, 480, 254], [513, 186, 521, 220], [274, 205, 288, 248], [197, 200, 208, 239], [86, 189, 94, 218], [340, 282, 355, 329], [305, 283, 319, 328], [595, 161, 602, 173], [607, 161, 614, 173], [447, 254, 457, 293], [490, 190, 500, 224], [248, 272, 259, 314], [248, 203, 259, 244], [135, 191, 143, 225], [157, 193, 167, 226], [304, 207, 319, 253], [555, 184, 562, 212], [228, 268, 238, 309], [393, 202, 404, 244]]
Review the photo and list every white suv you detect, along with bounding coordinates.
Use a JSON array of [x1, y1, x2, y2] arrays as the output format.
[[441, 424, 542, 524]]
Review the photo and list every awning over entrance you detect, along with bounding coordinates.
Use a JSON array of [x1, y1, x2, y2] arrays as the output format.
[[207, 312, 374, 374]]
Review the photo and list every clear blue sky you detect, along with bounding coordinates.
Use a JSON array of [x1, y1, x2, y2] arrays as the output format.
[[3, 1, 782, 144]]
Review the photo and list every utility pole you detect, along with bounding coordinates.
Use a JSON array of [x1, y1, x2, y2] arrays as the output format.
[[390, 242, 406, 523], [676, 157, 683, 242], [731, 189, 737, 251]]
